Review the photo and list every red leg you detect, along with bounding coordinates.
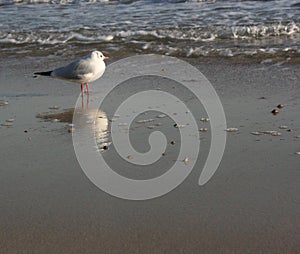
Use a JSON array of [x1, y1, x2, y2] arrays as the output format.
[[85, 83, 89, 95], [81, 83, 84, 96]]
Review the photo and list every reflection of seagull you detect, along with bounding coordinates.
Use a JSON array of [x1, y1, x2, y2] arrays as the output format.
[[34, 51, 108, 95], [74, 107, 109, 149]]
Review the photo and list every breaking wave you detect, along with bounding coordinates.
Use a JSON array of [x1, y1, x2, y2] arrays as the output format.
[[0, 0, 299, 59]]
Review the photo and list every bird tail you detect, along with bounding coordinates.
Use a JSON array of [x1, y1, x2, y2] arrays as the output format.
[[34, 71, 52, 76]]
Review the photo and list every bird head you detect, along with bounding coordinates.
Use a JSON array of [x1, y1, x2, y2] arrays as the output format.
[[93, 51, 109, 61]]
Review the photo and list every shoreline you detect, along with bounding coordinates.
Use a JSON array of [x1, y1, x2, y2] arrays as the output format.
[[1, 48, 300, 65]]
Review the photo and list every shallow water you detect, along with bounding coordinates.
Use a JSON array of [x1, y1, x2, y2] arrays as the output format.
[[0, 0, 299, 59]]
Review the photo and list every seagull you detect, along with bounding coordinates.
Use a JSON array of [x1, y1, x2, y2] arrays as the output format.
[[34, 51, 109, 95]]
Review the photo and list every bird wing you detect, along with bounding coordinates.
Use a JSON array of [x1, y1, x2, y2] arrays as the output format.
[[52, 57, 96, 82]]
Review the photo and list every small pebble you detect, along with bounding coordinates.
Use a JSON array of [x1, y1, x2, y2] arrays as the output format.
[[174, 124, 185, 128], [0, 101, 9, 106], [271, 109, 279, 115], [127, 155, 133, 160], [48, 106, 60, 110], [262, 131, 281, 136], [200, 117, 210, 122], [147, 125, 156, 129], [6, 118, 15, 123], [251, 132, 263, 136], [271, 132, 282, 136], [136, 119, 154, 124], [24, 130, 28, 133], [277, 104, 284, 109], [52, 119, 59, 123], [183, 157, 189, 165], [157, 114, 166, 118], [199, 128, 208, 132], [296, 135, 300, 138], [68, 128, 75, 133], [171, 141, 176, 145], [287, 129, 293, 132], [226, 128, 239, 132], [162, 152, 167, 156], [279, 125, 288, 129], [251, 131, 283, 137], [295, 152, 300, 155], [1, 122, 13, 127], [68, 123, 74, 127], [103, 145, 108, 150]]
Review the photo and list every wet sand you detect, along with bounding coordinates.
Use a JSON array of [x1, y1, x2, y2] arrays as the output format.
[[0, 56, 300, 253]]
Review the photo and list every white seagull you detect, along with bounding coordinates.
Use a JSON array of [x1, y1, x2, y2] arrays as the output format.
[[34, 51, 109, 95]]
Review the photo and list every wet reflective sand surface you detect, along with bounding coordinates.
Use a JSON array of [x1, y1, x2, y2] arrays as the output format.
[[0, 57, 299, 253]]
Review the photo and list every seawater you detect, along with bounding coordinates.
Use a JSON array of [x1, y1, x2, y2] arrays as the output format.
[[0, 0, 299, 59]]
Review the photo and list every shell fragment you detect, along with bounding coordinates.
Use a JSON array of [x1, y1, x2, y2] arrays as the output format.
[[226, 128, 239, 132]]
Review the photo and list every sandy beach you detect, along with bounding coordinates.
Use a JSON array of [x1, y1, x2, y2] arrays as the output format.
[[0, 55, 299, 253]]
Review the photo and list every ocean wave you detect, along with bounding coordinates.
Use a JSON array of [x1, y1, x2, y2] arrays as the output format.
[[115, 22, 300, 42], [0, 31, 114, 44], [160, 22, 300, 41], [3, 0, 285, 4], [1, 22, 299, 45], [231, 22, 300, 39], [1, 22, 299, 60], [1, 0, 297, 5], [0, 0, 216, 5], [0, 0, 112, 5]]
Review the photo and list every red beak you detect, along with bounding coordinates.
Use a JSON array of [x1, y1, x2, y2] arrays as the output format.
[[103, 56, 109, 60]]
